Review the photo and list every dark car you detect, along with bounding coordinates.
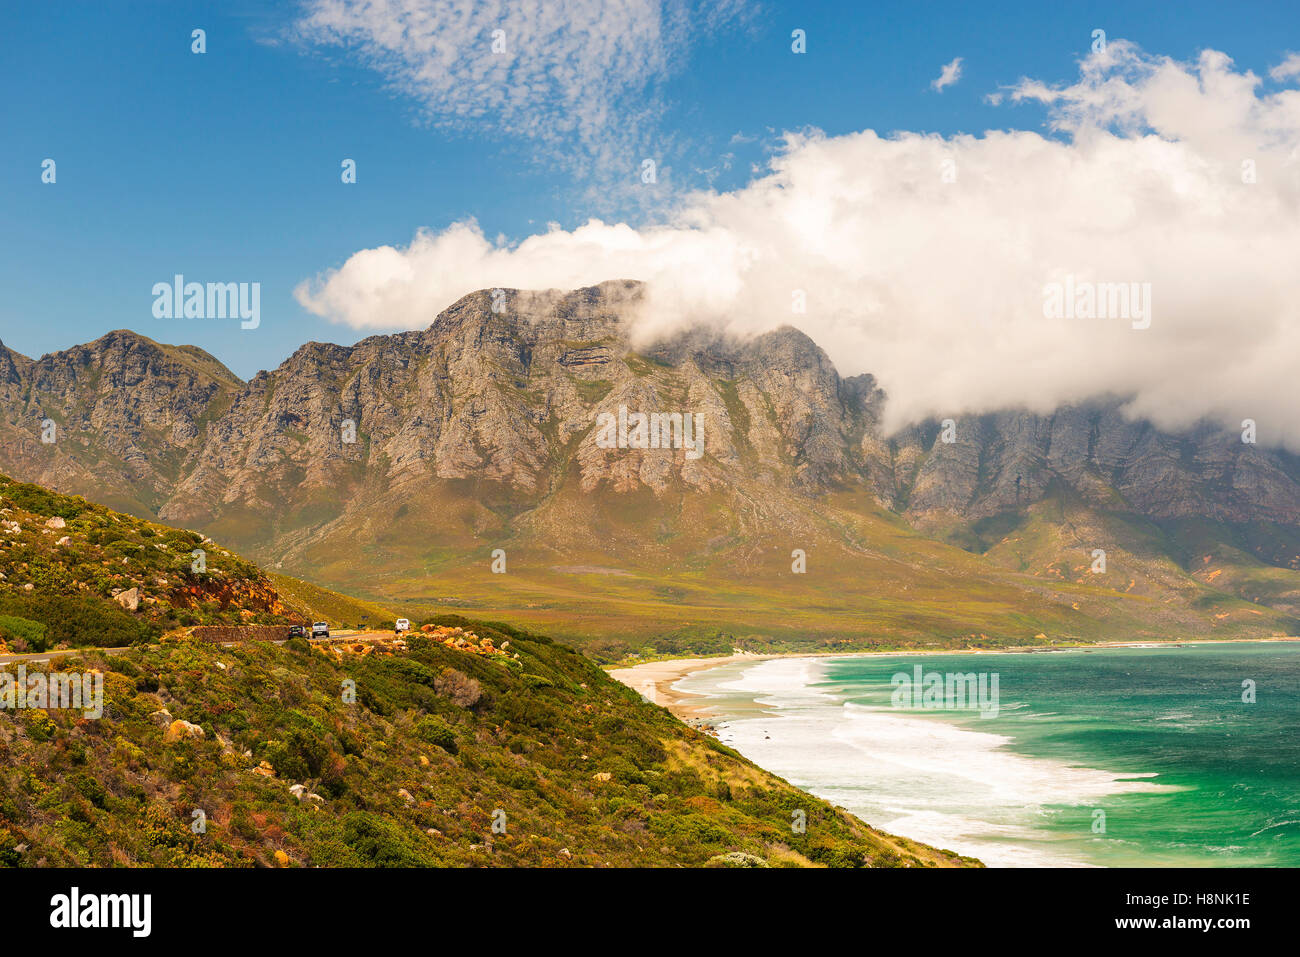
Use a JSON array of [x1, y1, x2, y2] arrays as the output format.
[[287, 624, 306, 638]]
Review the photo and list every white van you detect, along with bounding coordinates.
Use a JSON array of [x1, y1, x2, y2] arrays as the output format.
[[394, 618, 410, 634]]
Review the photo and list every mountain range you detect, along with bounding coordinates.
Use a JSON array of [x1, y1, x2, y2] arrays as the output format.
[[4, 279, 1299, 654]]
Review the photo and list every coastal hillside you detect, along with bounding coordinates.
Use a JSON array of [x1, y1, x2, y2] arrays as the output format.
[[0, 477, 975, 867], [0, 617, 975, 868], [0, 475, 385, 653], [0, 474, 294, 652]]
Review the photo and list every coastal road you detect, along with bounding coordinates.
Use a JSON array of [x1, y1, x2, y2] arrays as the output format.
[[0, 629, 369, 666], [0, 646, 133, 666]]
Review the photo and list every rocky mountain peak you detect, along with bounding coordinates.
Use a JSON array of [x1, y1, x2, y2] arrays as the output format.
[[3, 282, 1300, 637]]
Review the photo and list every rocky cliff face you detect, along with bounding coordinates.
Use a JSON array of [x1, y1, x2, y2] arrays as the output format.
[[3, 281, 1300, 627], [889, 406, 1300, 527], [0, 331, 241, 515]]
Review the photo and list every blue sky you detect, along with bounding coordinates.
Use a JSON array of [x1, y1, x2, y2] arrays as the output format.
[[2, 0, 1297, 379]]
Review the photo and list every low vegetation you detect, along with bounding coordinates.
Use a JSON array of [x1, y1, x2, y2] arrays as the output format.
[[0, 476, 296, 651], [0, 476, 379, 652], [0, 622, 977, 868], [0, 476, 978, 868]]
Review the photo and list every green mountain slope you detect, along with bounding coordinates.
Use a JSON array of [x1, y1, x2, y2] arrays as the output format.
[[287, 481, 1300, 660], [0, 475, 295, 651], [0, 475, 391, 652], [0, 478, 976, 868], [1, 632, 975, 867]]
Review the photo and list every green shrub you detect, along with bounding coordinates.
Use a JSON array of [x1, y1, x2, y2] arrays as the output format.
[[284, 637, 312, 656], [264, 727, 329, 780], [0, 594, 158, 648], [0, 614, 48, 651], [414, 716, 458, 754], [341, 812, 428, 867], [0, 482, 87, 520]]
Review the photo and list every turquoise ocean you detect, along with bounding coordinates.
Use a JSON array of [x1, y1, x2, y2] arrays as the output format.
[[674, 643, 1300, 866]]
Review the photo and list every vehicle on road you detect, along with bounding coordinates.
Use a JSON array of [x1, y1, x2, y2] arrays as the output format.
[[311, 621, 330, 638], [287, 624, 306, 639], [394, 618, 410, 634]]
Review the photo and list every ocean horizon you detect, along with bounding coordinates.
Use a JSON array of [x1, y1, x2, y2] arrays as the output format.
[[675, 643, 1300, 867]]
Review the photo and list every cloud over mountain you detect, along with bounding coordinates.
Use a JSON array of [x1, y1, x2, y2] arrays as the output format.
[[295, 41, 1300, 447]]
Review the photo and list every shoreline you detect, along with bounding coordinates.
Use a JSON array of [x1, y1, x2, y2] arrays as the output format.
[[607, 637, 1300, 721], [610, 637, 1300, 868], [607, 652, 779, 720]]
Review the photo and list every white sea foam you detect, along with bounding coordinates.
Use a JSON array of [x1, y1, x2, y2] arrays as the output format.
[[678, 656, 1178, 867], [711, 657, 837, 703]]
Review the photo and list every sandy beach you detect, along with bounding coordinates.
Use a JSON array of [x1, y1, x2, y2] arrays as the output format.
[[607, 652, 778, 719]]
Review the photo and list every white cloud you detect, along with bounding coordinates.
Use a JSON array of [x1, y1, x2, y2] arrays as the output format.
[[296, 41, 1300, 449], [931, 56, 963, 92], [1270, 52, 1300, 82], [291, 0, 749, 181]]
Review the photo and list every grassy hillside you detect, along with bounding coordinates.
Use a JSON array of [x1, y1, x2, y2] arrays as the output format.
[[951, 495, 1300, 641], [276, 480, 1300, 661], [0, 476, 977, 868], [268, 572, 399, 631], [0, 475, 298, 652], [0, 620, 976, 868], [0, 475, 392, 653]]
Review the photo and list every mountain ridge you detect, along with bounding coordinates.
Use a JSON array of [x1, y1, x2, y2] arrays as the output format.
[[4, 280, 1299, 651]]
